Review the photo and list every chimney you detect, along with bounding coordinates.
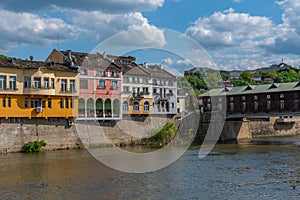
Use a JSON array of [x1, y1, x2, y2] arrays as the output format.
[[66, 50, 74, 67], [144, 62, 148, 68]]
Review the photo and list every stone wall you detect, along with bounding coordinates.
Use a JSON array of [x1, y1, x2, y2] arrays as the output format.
[[0, 115, 178, 153], [198, 114, 300, 143]]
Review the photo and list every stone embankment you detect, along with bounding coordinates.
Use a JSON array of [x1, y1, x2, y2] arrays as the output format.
[[0, 115, 177, 153]]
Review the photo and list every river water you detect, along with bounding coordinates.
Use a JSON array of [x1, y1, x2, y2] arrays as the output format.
[[1, 141, 300, 199]]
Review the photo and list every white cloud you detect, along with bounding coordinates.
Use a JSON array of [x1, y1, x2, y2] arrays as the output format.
[[0, 10, 82, 51], [186, 10, 274, 50], [68, 11, 166, 47]]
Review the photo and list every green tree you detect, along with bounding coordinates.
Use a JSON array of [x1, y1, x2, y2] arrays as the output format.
[[239, 71, 254, 82]]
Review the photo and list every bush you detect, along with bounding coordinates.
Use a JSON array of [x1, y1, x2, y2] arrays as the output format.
[[24, 140, 47, 153], [148, 122, 177, 145]]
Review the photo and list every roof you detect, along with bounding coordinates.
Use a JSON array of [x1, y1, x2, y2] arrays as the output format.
[[145, 64, 176, 79], [123, 64, 150, 77], [199, 82, 300, 97], [0, 58, 78, 72], [80, 54, 121, 70]]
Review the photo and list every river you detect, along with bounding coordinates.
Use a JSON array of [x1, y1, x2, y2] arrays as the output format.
[[1, 141, 300, 199]]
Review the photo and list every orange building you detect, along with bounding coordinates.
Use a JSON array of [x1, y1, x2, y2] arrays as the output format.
[[0, 57, 79, 124]]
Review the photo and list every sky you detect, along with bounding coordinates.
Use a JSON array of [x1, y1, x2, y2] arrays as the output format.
[[0, 0, 300, 72]]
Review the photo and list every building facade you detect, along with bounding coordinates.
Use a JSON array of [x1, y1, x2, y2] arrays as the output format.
[[147, 65, 177, 115], [47, 49, 126, 120], [0, 57, 79, 123], [121, 64, 153, 115]]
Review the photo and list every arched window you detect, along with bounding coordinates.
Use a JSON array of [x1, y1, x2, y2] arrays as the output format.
[[87, 98, 94, 117], [123, 101, 129, 111], [133, 101, 140, 111], [144, 101, 150, 112], [78, 98, 85, 117], [96, 98, 104, 117], [113, 99, 120, 116]]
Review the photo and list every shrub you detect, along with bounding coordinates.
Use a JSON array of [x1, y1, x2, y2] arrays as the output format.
[[24, 140, 47, 153]]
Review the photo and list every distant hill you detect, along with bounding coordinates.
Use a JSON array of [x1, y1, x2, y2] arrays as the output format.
[[184, 62, 300, 90]]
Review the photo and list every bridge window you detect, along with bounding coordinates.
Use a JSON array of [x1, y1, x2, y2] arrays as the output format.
[[267, 100, 271, 111], [280, 100, 284, 110]]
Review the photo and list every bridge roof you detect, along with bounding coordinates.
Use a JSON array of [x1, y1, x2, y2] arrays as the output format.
[[199, 82, 300, 97]]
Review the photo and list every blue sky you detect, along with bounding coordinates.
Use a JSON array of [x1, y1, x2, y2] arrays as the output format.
[[0, 0, 299, 72]]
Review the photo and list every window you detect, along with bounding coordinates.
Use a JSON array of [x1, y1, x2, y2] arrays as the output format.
[[0, 76, 6, 89], [153, 79, 157, 85], [80, 79, 88, 89], [229, 102, 234, 112], [123, 86, 129, 93], [24, 77, 31, 88], [123, 101, 129, 111], [24, 98, 28, 108], [242, 102, 246, 112], [70, 99, 73, 108], [111, 70, 117, 77], [48, 99, 52, 108], [44, 77, 49, 89], [97, 70, 105, 77], [267, 94, 271, 99], [60, 99, 64, 108], [70, 80, 75, 92], [280, 93, 284, 98], [280, 100, 285, 110], [142, 77, 148, 83], [51, 78, 55, 89], [65, 99, 69, 108], [267, 100, 271, 110], [242, 96, 246, 101], [254, 95, 258, 100], [230, 96, 234, 102], [61, 79, 67, 92], [8, 97, 11, 107], [153, 88, 157, 95], [294, 99, 299, 110], [31, 98, 44, 108], [144, 101, 150, 112], [133, 101, 140, 111], [111, 81, 118, 89], [143, 87, 149, 95], [2, 97, 5, 107], [98, 80, 106, 88], [33, 77, 41, 88], [254, 101, 258, 111], [132, 77, 136, 83], [9, 76, 16, 90], [124, 76, 129, 83]]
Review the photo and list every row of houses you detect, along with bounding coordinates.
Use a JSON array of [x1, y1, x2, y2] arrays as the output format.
[[0, 49, 183, 125]]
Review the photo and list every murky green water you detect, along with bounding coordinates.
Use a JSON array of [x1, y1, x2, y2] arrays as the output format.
[[1, 141, 300, 199]]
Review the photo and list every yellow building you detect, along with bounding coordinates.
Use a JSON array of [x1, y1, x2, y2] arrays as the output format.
[[0, 57, 79, 123]]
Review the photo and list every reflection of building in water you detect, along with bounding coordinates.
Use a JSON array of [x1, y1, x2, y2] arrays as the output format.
[[0, 56, 79, 124]]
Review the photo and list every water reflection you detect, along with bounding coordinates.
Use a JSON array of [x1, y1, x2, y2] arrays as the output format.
[[1, 142, 300, 199]]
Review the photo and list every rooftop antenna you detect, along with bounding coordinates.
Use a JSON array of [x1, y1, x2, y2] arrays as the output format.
[[57, 35, 60, 51]]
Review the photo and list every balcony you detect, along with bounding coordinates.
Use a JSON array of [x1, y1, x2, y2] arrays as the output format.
[[36, 107, 43, 113], [133, 92, 144, 100], [60, 89, 77, 94]]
